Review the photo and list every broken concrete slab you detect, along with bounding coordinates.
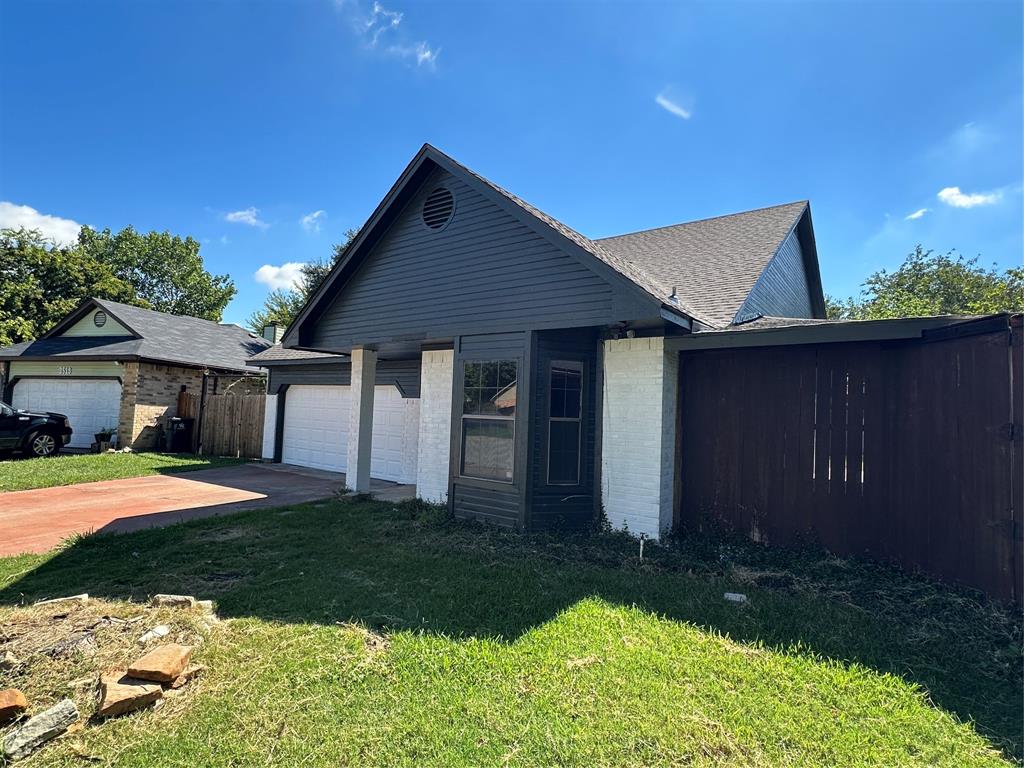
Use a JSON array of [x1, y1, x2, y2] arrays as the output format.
[[34, 594, 88, 607], [137, 624, 171, 645], [0, 689, 28, 724], [128, 644, 193, 683], [2, 698, 79, 762], [42, 631, 97, 659], [150, 594, 196, 608], [96, 673, 162, 718], [195, 599, 215, 614]]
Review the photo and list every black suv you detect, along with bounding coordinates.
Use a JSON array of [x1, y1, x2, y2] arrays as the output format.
[[0, 400, 73, 457]]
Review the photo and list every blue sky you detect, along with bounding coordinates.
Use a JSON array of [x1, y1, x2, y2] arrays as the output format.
[[1, 0, 1021, 327]]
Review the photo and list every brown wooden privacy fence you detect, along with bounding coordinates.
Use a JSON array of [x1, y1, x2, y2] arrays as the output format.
[[677, 316, 1022, 602], [178, 392, 265, 459]]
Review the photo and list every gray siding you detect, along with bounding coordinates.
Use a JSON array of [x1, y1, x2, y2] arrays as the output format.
[[734, 229, 814, 323], [311, 169, 637, 350], [267, 360, 421, 397]]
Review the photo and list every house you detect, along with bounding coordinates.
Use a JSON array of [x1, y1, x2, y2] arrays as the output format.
[[0, 298, 271, 450], [250, 143, 826, 538]]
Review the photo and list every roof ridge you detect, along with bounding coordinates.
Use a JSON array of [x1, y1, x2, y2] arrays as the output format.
[[94, 298, 262, 336], [595, 200, 808, 242]]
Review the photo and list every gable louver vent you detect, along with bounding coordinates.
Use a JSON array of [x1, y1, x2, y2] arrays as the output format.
[[421, 186, 455, 230]]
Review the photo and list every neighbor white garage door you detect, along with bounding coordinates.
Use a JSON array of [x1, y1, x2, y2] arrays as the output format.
[[12, 378, 122, 450], [281, 384, 419, 484]]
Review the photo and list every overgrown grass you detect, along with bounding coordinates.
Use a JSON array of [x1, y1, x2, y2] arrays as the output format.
[[0, 498, 1019, 766], [0, 452, 248, 492]]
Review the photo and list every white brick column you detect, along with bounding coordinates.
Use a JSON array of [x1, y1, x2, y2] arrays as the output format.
[[347, 348, 377, 492], [416, 349, 454, 503], [600, 336, 678, 539], [261, 393, 278, 461]]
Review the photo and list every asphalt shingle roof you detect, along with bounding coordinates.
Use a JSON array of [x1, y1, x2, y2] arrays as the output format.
[[595, 202, 809, 328], [0, 299, 271, 372], [248, 345, 342, 365]]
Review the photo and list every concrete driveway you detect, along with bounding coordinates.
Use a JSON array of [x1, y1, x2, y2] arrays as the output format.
[[0, 463, 410, 556]]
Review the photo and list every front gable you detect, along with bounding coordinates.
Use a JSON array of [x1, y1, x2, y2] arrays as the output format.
[[306, 165, 653, 351], [58, 306, 133, 338]]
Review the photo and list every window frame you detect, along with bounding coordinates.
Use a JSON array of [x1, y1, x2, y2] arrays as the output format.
[[545, 359, 584, 487], [459, 358, 519, 484]]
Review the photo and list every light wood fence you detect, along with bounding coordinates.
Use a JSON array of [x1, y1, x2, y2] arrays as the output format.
[[179, 392, 265, 459]]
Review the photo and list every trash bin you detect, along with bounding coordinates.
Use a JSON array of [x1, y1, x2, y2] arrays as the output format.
[[166, 417, 195, 453]]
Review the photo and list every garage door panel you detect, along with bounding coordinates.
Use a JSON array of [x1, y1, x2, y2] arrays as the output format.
[[282, 384, 419, 484], [12, 379, 122, 450]]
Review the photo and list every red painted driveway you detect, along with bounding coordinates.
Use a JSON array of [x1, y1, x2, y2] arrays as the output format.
[[0, 464, 349, 556]]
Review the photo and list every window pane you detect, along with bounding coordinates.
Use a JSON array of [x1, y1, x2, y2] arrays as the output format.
[[462, 418, 515, 482], [463, 360, 517, 416], [548, 421, 580, 484]]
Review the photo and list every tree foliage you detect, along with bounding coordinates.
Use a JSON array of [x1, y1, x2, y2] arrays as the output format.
[[0, 223, 236, 347], [827, 246, 1023, 320], [247, 229, 359, 334], [77, 226, 235, 320], [0, 228, 136, 346]]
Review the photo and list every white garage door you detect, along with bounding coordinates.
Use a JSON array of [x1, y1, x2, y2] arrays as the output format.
[[281, 384, 419, 483], [12, 378, 122, 450]]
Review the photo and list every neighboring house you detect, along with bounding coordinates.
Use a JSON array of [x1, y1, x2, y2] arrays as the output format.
[[0, 298, 270, 450], [250, 143, 826, 538]]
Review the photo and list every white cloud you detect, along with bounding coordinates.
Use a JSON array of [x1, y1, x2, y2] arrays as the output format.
[[388, 41, 439, 67], [655, 91, 692, 120], [0, 201, 83, 245], [904, 208, 928, 220], [224, 207, 269, 228], [254, 262, 306, 291], [937, 186, 1001, 208], [344, 0, 439, 68], [300, 209, 326, 233]]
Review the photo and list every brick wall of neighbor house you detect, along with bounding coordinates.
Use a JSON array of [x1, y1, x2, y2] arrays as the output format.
[[600, 336, 678, 539], [117, 362, 204, 450], [416, 349, 454, 503]]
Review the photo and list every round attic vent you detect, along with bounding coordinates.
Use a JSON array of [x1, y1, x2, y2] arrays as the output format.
[[421, 186, 455, 230], [93, 310, 107, 327]]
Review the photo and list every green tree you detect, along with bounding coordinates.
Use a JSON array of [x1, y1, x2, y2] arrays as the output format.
[[248, 229, 358, 333], [0, 228, 136, 346], [827, 246, 1024, 320], [77, 226, 236, 320]]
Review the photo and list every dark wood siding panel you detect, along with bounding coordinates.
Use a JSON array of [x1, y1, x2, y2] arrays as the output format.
[[528, 328, 598, 530], [735, 230, 814, 323], [267, 360, 421, 397], [311, 169, 620, 348], [452, 484, 519, 528]]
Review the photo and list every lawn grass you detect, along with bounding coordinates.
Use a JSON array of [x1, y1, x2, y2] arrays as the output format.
[[0, 452, 248, 492], [0, 498, 1019, 766]]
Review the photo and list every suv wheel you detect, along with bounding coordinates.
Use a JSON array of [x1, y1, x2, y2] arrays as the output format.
[[26, 430, 60, 458]]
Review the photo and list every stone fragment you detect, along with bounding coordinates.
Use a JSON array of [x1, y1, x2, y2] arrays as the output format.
[[137, 625, 171, 645], [127, 644, 193, 683], [195, 599, 215, 614], [96, 673, 162, 718], [150, 594, 195, 608], [34, 594, 88, 607], [169, 664, 205, 689], [0, 689, 28, 723], [724, 592, 749, 604], [0, 650, 20, 669], [1, 698, 79, 762]]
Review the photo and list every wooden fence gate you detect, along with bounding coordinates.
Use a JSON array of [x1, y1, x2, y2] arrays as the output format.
[[677, 315, 1022, 602], [179, 391, 265, 459]]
